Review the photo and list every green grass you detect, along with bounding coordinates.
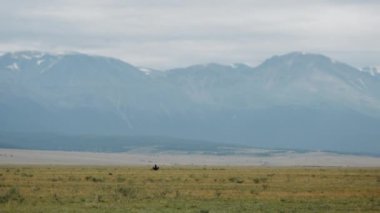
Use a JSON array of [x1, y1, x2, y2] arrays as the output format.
[[0, 166, 379, 212]]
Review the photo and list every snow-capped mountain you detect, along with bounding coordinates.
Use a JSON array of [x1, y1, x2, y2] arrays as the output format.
[[361, 66, 380, 76], [1, 51, 380, 154]]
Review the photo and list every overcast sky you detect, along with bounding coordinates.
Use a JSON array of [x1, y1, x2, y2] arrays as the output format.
[[0, 0, 379, 69]]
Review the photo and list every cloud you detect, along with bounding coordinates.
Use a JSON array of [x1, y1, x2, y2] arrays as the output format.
[[0, 0, 379, 69]]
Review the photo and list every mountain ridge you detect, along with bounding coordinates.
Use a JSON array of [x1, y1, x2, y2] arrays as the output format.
[[1, 50, 379, 154]]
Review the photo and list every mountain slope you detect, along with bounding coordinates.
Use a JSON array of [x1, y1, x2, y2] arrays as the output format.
[[0, 51, 379, 154], [253, 52, 380, 113]]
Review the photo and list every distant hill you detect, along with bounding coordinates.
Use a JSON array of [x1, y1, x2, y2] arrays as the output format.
[[1, 51, 379, 154]]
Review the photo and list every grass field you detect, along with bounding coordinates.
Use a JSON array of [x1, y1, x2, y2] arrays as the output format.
[[0, 166, 379, 212]]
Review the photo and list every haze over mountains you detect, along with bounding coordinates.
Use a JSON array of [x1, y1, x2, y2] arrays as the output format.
[[0, 51, 379, 154]]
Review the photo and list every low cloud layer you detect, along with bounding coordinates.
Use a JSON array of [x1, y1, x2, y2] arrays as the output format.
[[0, 0, 379, 68]]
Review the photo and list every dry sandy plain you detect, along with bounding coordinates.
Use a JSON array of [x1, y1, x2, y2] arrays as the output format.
[[0, 148, 379, 167]]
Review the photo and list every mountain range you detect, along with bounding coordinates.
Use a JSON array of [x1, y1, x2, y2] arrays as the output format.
[[0, 51, 379, 154]]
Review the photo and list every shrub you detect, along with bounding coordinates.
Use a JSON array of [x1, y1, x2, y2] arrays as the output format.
[[68, 176, 81, 181], [116, 176, 126, 183], [0, 187, 24, 203], [253, 177, 267, 184], [116, 186, 138, 199], [85, 176, 104, 182], [49, 176, 64, 182], [229, 177, 244, 184], [215, 190, 222, 198], [262, 184, 269, 190], [20, 173, 33, 177]]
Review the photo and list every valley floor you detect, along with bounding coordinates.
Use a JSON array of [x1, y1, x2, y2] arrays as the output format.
[[0, 148, 379, 167], [0, 166, 379, 212]]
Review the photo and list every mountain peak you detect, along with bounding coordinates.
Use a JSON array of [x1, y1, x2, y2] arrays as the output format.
[[6, 51, 48, 60], [0, 50, 142, 76], [361, 66, 380, 76], [257, 52, 344, 72], [0, 50, 121, 61], [3, 50, 78, 59], [270, 51, 333, 63]]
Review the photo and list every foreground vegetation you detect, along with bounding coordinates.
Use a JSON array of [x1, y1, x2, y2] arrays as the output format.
[[0, 166, 379, 212]]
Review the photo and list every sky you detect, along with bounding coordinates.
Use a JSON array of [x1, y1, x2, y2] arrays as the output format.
[[0, 0, 379, 69]]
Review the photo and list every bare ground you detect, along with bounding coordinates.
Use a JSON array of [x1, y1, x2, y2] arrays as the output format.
[[0, 148, 379, 167]]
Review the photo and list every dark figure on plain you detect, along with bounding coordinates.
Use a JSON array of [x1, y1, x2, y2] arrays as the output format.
[[152, 164, 159, 171]]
